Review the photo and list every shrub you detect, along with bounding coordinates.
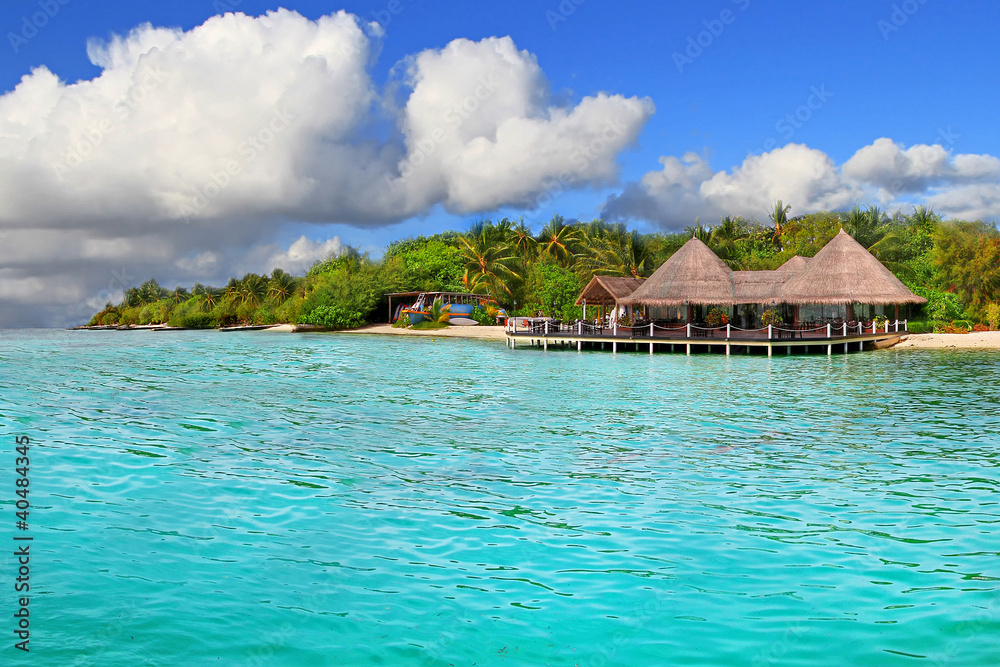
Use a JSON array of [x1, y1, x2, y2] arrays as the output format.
[[471, 305, 497, 326], [761, 309, 782, 326], [906, 321, 929, 334], [182, 313, 215, 329], [392, 314, 412, 328], [705, 307, 730, 327], [299, 304, 366, 330], [987, 303, 1000, 330], [973, 323, 989, 332]]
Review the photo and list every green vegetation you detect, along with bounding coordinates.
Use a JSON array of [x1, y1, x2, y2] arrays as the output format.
[[87, 206, 1000, 331]]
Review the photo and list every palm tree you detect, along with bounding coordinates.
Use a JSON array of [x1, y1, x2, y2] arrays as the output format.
[[267, 269, 297, 302], [169, 286, 190, 304], [193, 283, 221, 311], [507, 218, 537, 260], [769, 201, 791, 248], [842, 204, 888, 250], [580, 228, 652, 278], [709, 216, 745, 268], [239, 273, 268, 306], [537, 214, 581, 266], [427, 298, 452, 324], [459, 221, 522, 297], [684, 218, 712, 243]]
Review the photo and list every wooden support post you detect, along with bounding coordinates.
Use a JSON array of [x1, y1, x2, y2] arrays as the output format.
[[649, 342, 653, 355], [686, 343, 691, 356], [767, 344, 772, 357], [613, 341, 618, 354], [827, 344, 832, 356], [686, 322, 691, 338], [843, 342, 848, 353], [725, 342, 730, 356], [577, 340, 581, 352], [768, 324, 772, 340], [543, 338, 548, 352]]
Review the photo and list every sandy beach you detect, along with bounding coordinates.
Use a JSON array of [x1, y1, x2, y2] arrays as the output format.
[[335, 324, 508, 340], [892, 332, 1000, 350], [281, 324, 1000, 348]]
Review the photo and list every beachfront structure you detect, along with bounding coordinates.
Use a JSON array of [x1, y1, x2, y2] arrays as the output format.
[[620, 229, 926, 327], [506, 229, 926, 355], [574, 275, 645, 322]]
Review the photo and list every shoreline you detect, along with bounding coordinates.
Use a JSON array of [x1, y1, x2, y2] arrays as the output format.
[[891, 332, 1000, 350], [68, 324, 1000, 349]]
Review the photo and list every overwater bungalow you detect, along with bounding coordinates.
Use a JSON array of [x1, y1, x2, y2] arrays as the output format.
[[506, 229, 927, 355]]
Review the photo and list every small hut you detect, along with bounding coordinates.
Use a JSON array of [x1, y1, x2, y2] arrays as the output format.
[[776, 229, 926, 322], [620, 237, 734, 322], [576, 275, 645, 322]]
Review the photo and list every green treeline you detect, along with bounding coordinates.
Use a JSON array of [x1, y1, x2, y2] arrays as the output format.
[[88, 204, 1000, 331]]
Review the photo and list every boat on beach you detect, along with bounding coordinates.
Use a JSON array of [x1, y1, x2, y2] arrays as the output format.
[[390, 291, 503, 326]]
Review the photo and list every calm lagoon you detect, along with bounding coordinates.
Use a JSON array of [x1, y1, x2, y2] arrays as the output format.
[[1, 330, 999, 665]]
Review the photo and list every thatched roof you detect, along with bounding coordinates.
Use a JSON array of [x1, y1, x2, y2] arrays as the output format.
[[777, 230, 927, 305], [575, 275, 645, 306], [620, 238, 735, 306], [775, 255, 810, 273], [733, 271, 788, 303]]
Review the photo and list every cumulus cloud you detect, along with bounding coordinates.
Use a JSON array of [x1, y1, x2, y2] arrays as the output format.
[[842, 138, 1000, 196], [605, 139, 1000, 229], [235, 236, 345, 276], [604, 143, 862, 226], [0, 10, 652, 326]]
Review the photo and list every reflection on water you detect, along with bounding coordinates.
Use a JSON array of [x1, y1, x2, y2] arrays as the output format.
[[1, 330, 999, 666]]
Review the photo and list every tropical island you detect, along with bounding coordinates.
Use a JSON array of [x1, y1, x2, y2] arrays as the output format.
[[85, 204, 1000, 335]]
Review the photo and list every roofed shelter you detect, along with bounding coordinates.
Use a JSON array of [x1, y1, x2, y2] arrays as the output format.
[[614, 229, 925, 326], [576, 275, 645, 321], [777, 229, 926, 321], [619, 237, 735, 321]]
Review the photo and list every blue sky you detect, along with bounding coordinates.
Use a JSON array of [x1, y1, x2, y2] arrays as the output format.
[[1, 0, 999, 325]]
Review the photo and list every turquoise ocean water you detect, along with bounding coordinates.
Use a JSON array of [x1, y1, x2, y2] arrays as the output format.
[[1, 329, 999, 666]]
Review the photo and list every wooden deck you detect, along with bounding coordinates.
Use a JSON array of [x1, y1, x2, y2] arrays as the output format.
[[504, 321, 908, 356]]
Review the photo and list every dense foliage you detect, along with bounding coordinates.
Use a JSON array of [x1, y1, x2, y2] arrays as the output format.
[[88, 206, 1000, 331]]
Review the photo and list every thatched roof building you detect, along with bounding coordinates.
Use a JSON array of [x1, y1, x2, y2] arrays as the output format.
[[612, 229, 925, 311], [619, 238, 735, 306], [575, 276, 645, 307], [777, 230, 926, 305], [733, 271, 787, 304], [775, 255, 810, 273]]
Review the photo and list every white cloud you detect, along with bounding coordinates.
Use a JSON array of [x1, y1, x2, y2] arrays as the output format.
[[241, 236, 345, 276], [842, 138, 1000, 196], [606, 139, 1000, 229], [0, 10, 652, 326], [604, 143, 861, 226]]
